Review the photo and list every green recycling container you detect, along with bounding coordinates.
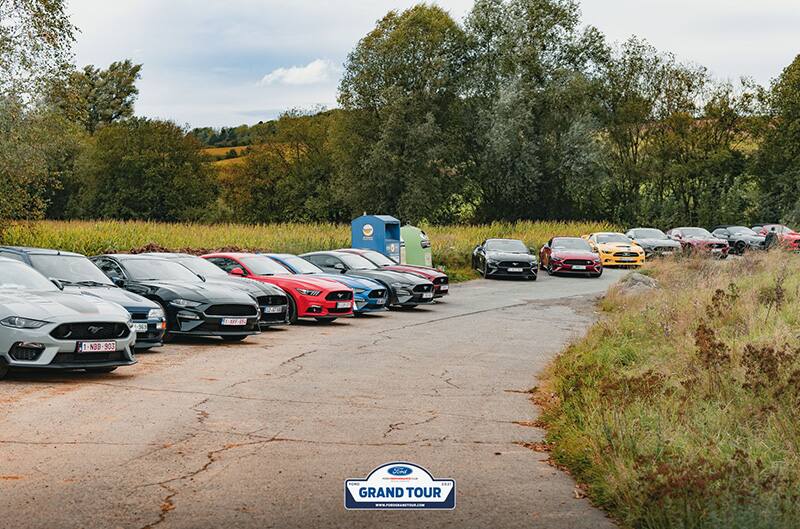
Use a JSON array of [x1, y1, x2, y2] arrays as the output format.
[[400, 225, 432, 267]]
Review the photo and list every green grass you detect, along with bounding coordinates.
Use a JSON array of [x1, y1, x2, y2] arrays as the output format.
[[1, 219, 618, 281], [540, 252, 800, 528]]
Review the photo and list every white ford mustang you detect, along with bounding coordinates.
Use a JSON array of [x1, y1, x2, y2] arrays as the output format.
[[0, 257, 137, 379]]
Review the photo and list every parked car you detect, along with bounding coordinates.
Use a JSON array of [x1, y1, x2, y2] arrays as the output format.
[[140, 253, 289, 327], [665, 227, 729, 258], [624, 228, 681, 258], [201, 252, 354, 324], [300, 251, 436, 308], [337, 248, 450, 298], [0, 257, 137, 379], [265, 253, 389, 314], [90, 254, 261, 341], [710, 226, 766, 255], [752, 224, 800, 250], [471, 239, 537, 280], [584, 233, 645, 267], [539, 237, 602, 277], [0, 246, 166, 350]]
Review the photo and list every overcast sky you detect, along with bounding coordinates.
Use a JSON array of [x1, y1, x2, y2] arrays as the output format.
[[67, 0, 799, 128]]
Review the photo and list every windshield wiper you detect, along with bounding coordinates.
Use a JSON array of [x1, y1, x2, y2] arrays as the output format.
[[54, 278, 78, 285], [76, 280, 111, 287]]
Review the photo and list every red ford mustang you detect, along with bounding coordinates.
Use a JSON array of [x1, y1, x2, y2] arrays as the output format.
[[338, 248, 450, 297], [539, 237, 602, 277], [202, 252, 354, 324], [665, 227, 729, 258], [753, 224, 800, 250]]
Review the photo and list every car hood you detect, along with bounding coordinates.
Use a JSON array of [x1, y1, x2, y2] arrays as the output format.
[[0, 289, 130, 321], [635, 238, 681, 248], [201, 277, 282, 297], [551, 249, 598, 260], [382, 264, 445, 279], [63, 285, 158, 310], [137, 280, 258, 304], [485, 251, 535, 262], [306, 274, 383, 290], [349, 269, 431, 286], [597, 242, 641, 252], [265, 274, 351, 291], [684, 236, 727, 245]]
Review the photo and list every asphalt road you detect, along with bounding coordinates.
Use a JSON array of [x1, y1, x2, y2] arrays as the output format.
[[0, 270, 624, 529]]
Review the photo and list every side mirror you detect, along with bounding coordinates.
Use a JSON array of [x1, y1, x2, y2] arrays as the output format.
[[230, 267, 246, 276], [333, 263, 346, 273], [49, 278, 64, 290], [112, 277, 125, 287]]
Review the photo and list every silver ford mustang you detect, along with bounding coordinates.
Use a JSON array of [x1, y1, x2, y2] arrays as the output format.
[[0, 257, 137, 379]]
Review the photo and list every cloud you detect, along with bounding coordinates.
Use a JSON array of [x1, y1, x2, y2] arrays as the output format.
[[260, 59, 340, 86]]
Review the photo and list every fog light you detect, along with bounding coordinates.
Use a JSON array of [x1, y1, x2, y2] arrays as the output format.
[[177, 311, 200, 320], [9, 342, 45, 361], [308, 306, 322, 314]]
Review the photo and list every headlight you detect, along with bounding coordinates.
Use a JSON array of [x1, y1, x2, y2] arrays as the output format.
[[170, 299, 202, 308], [148, 308, 165, 319], [353, 288, 366, 294], [1, 316, 49, 329], [127, 315, 134, 328], [391, 282, 410, 290], [296, 288, 321, 296]]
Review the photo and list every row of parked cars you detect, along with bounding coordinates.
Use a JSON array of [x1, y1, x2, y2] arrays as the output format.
[[0, 247, 450, 380], [472, 223, 800, 280]]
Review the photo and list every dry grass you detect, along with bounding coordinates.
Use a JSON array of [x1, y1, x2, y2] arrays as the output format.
[[541, 250, 800, 528]]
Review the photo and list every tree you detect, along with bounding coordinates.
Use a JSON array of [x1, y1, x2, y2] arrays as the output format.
[[333, 4, 473, 224], [75, 118, 217, 221], [49, 60, 142, 134]]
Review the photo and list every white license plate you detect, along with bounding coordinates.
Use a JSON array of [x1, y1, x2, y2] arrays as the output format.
[[264, 306, 284, 313], [572, 265, 586, 270], [78, 341, 116, 353], [374, 299, 385, 305], [619, 258, 636, 262], [336, 301, 352, 309], [507, 267, 523, 272], [133, 322, 148, 332], [422, 292, 434, 299], [221, 318, 247, 326], [439, 285, 449, 291]]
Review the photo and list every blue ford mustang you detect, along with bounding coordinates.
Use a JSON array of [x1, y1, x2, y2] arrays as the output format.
[[265, 254, 388, 313]]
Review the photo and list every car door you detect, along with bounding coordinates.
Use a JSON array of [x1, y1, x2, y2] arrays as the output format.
[[93, 257, 127, 285], [207, 257, 248, 276], [309, 254, 346, 274]]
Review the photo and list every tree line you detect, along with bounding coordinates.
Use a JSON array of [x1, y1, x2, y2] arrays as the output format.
[[2, 0, 799, 229]]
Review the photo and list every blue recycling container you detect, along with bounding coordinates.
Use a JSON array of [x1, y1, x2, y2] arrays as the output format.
[[351, 215, 402, 262]]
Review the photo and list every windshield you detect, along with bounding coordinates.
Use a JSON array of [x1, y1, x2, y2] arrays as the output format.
[[681, 228, 712, 238], [273, 255, 323, 274], [631, 229, 667, 240], [337, 253, 378, 270], [0, 261, 58, 291], [28, 254, 114, 286], [123, 258, 202, 281], [240, 256, 291, 276], [174, 256, 228, 277], [484, 239, 528, 253], [552, 238, 592, 251], [358, 250, 396, 266], [727, 226, 757, 236], [596, 233, 631, 244]]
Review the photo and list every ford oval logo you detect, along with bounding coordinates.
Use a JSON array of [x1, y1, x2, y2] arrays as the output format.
[[387, 466, 413, 476]]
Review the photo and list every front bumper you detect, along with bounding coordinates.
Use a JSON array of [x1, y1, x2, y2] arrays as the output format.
[[550, 261, 602, 274], [599, 254, 645, 267], [168, 303, 261, 336], [390, 287, 436, 306], [485, 263, 537, 278], [257, 299, 289, 327], [131, 317, 167, 349], [296, 296, 354, 318], [1, 323, 137, 370], [433, 278, 449, 297], [354, 291, 388, 313], [642, 247, 680, 258]]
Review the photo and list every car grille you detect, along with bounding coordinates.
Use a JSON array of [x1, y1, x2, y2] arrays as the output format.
[[368, 289, 387, 299], [325, 291, 353, 301], [413, 284, 433, 293], [328, 307, 352, 314], [565, 259, 594, 265], [257, 295, 286, 306], [613, 252, 639, 257], [498, 261, 530, 268], [205, 304, 258, 316], [52, 351, 126, 364], [433, 277, 449, 285], [50, 322, 130, 340], [260, 310, 286, 322], [194, 321, 255, 333], [129, 311, 149, 320]]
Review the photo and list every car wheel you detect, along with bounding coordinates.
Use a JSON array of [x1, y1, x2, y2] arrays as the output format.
[[85, 367, 117, 374], [530, 274, 537, 281], [154, 300, 173, 343], [221, 335, 247, 342], [547, 264, 555, 276], [481, 264, 488, 278], [735, 241, 746, 255], [315, 317, 337, 324], [287, 295, 299, 324], [592, 270, 603, 278], [0, 362, 8, 380]]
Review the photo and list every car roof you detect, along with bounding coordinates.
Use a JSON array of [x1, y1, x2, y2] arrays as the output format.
[[552, 236, 585, 241], [101, 253, 170, 261], [139, 252, 196, 259], [0, 245, 84, 257], [203, 252, 260, 258], [593, 232, 627, 236], [264, 253, 295, 259]]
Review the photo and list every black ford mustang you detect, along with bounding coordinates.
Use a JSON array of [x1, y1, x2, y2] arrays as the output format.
[[300, 251, 435, 308], [90, 254, 261, 341], [472, 239, 537, 280], [140, 253, 289, 327]]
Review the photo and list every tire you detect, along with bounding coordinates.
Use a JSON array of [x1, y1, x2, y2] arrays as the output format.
[[547, 264, 555, 276], [592, 269, 603, 278], [481, 263, 488, 278], [287, 295, 299, 324], [85, 367, 117, 374], [221, 335, 247, 342], [0, 362, 8, 380], [735, 241, 746, 255], [154, 300, 173, 343], [314, 317, 337, 324], [530, 274, 537, 281]]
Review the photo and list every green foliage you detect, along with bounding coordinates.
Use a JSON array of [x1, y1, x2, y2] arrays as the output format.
[[73, 118, 217, 221], [49, 60, 142, 134]]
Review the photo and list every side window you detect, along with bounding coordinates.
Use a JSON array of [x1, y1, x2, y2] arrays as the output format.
[[95, 258, 125, 279], [207, 257, 241, 273], [0, 250, 25, 262], [304, 255, 324, 267], [321, 256, 343, 268]]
